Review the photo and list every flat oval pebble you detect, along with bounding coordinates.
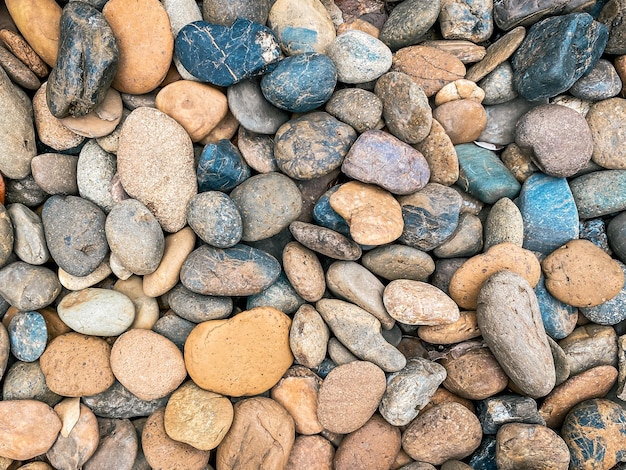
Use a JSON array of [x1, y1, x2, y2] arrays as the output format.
[[325, 88, 383, 133], [166, 283, 232, 323], [362, 244, 435, 281], [495, 423, 570, 470], [40, 332, 115, 397], [31, 152, 79, 195], [559, 324, 618, 377], [8, 311, 47, 362], [433, 99, 487, 144], [185, 307, 292, 396], [328, 30, 391, 83], [384, 280, 460, 326], [379, 0, 441, 50], [196, 139, 250, 192], [317, 360, 387, 434], [186, 192, 241, 249], [57, 88, 124, 139], [227, 78, 288, 135], [76, 140, 117, 213], [542, 238, 624, 307], [0, 262, 61, 311], [289, 304, 329, 369], [570, 58, 622, 101], [7, 203, 49, 265], [282, 241, 325, 303], [586, 97, 626, 169], [418, 310, 481, 344], [81, 380, 169, 419], [289, 221, 362, 260]]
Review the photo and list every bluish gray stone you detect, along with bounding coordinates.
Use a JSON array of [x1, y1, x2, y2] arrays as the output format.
[[580, 218, 611, 254], [609, 211, 626, 263], [455, 144, 521, 204], [227, 78, 289, 134], [570, 170, 626, 219], [153, 312, 195, 351], [570, 58, 622, 101], [0, 204, 14, 268], [261, 52, 337, 113], [478, 98, 543, 146], [197, 139, 250, 192], [379, 0, 441, 50], [313, 186, 350, 236], [82, 381, 169, 418], [327, 30, 392, 84], [186, 191, 242, 248], [581, 261, 626, 325], [480, 61, 518, 105], [246, 272, 305, 314], [535, 273, 578, 340], [3, 360, 62, 406], [8, 311, 47, 362], [167, 284, 232, 323], [175, 18, 282, 86], [517, 173, 579, 254], [494, 0, 570, 31], [468, 435, 497, 470], [511, 13, 609, 101], [476, 395, 545, 434], [440, 0, 493, 43]]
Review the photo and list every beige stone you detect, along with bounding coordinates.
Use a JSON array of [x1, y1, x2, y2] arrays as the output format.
[[418, 310, 481, 344], [422, 39, 487, 63], [58, 259, 112, 291], [59, 88, 123, 138], [432, 99, 487, 144], [33, 82, 85, 151], [113, 275, 159, 329], [465, 26, 526, 83], [283, 241, 326, 302], [495, 423, 570, 470], [0, 29, 49, 78], [289, 304, 329, 369], [198, 110, 239, 145], [286, 435, 334, 470], [412, 119, 459, 186], [435, 79, 485, 106], [384, 279, 460, 326], [47, 403, 99, 470]]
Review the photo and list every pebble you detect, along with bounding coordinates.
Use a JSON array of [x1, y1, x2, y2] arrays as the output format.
[[289, 221, 362, 260], [477, 395, 545, 434], [81, 380, 169, 419], [328, 337, 358, 365], [325, 88, 383, 133], [586, 97, 626, 169], [76, 140, 116, 213], [535, 273, 578, 340], [40, 332, 115, 397], [0, 29, 49, 78], [0, 205, 10, 267], [152, 311, 195, 350], [0, 43, 40, 90], [435, 79, 485, 106], [413, 119, 459, 186], [215, 397, 294, 470], [570, 170, 626, 219], [47, 402, 99, 470], [236, 127, 278, 173], [8, 311, 47, 362], [422, 39, 487, 63], [580, 260, 626, 325], [327, 30, 391, 83], [286, 434, 334, 470], [7, 203, 49, 265], [570, 58, 622, 101], [166, 283, 232, 323], [112, 276, 159, 329], [186, 193, 240, 249], [379, 357, 447, 426], [478, 97, 538, 146], [480, 61, 518, 105], [246, 272, 305, 314], [0, 322, 7, 379], [379, 0, 440, 50], [196, 139, 250, 192], [559, 324, 618, 377], [316, 360, 387, 434], [384, 279, 459, 326], [184, 307, 292, 396], [31, 153, 78, 196], [3, 360, 61, 405], [203, 0, 271, 25], [418, 310, 481, 344], [0, 261, 61, 311], [440, 0, 493, 43], [432, 212, 483, 258], [227, 78, 289, 135], [283, 241, 325, 303], [465, 26, 526, 83], [495, 423, 570, 470], [483, 197, 523, 250], [290, 304, 329, 369], [433, 99, 487, 144]]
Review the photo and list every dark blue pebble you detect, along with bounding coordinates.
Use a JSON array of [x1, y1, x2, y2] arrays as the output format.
[[476, 394, 545, 435], [246, 272, 305, 314], [468, 435, 498, 470], [312, 186, 351, 236], [197, 139, 251, 192], [580, 218, 612, 254], [8, 311, 48, 362], [535, 273, 578, 339], [313, 357, 336, 379]]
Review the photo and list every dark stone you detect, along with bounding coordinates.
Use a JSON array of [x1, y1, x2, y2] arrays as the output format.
[[180, 244, 281, 296], [511, 13, 608, 101], [289, 221, 362, 261], [0, 204, 13, 267], [166, 284, 233, 323], [294, 169, 341, 224], [598, 0, 626, 54], [42, 195, 109, 277], [570, 170, 626, 219], [196, 139, 250, 192], [476, 395, 544, 434], [2, 360, 62, 406], [260, 52, 337, 113], [82, 381, 169, 419], [580, 261, 626, 325], [202, 0, 271, 26], [0, 262, 61, 311], [46, 1, 118, 118], [175, 18, 283, 86], [313, 186, 351, 236], [227, 78, 289, 134], [313, 357, 336, 379], [153, 312, 195, 351], [245, 226, 294, 262], [246, 272, 305, 314], [379, 0, 441, 50], [274, 112, 356, 180], [468, 435, 497, 470], [186, 191, 242, 248], [494, 0, 570, 30], [4, 175, 47, 207], [8, 311, 47, 362], [609, 211, 626, 263], [535, 273, 578, 340], [84, 418, 138, 470], [580, 218, 612, 254]]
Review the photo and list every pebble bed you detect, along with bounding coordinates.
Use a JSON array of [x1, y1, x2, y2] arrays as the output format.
[[1, 0, 626, 469]]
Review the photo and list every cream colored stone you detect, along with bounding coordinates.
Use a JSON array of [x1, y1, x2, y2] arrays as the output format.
[[58, 258, 112, 291], [113, 275, 159, 329], [59, 88, 123, 138]]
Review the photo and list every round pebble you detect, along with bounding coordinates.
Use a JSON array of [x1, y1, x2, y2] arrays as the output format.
[[328, 30, 391, 84], [8, 311, 47, 362], [30, 153, 78, 196], [362, 244, 435, 281], [186, 191, 242, 248], [0, 261, 61, 311], [432, 99, 487, 144], [495, 423, 570, 470], [325, 88, 383, 133]]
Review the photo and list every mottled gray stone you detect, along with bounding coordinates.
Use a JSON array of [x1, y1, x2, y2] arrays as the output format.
[[227, 78, 289, 134], [7, 203, 49, 265], [246, 271, 305, 314], [289, 221, 362, 261], [0, 262, 61, 310], [186, 191, 242, 248], [433, 212, 483, 258], [3, 360, 62, 406], [483, 197, 524, 250], [325, 88, 383, 133], [327, 30, 392, 83], [290, 304, 329, 369], [559, 325, 619, 376], [477, 395, 545, 434], [237, 127, 278, 173], [77, 140, 117, 213], [379, 0, 441, 50], [83, 418, 138, 470], [480, 61, 518, 105], [0, 204, 13, 268], [153, 312, 195, 351], [570, 58, 622, 101], [478, 97, 541, 145], [167, 284, 232, 323], [4, 175, 48, 208], [202, 0, 271, 25], [440, 0, 493, 43], [82, 381, 169, 419]]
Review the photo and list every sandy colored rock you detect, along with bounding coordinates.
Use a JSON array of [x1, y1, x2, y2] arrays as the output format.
[[286, 434, 334, 470], [329, 181, 403, 245], [113, 275, 160, 330], [465, 26, 526, 82], [283, 241, 325, 302], [58, 259, 112, 291], [164, 381, 233, 451], [422, 39, 487, 63], [0, 399, 61, 460], [103, 0, 173, 94], [449, 242, 541, 309], [317, 360, 387, 434], [143, 408, 210, 470], [0, 43, 40, 89], [58, 88, 124, 139], [40, 332, 115, 397], [289, 304, 329, 369], [418, 310, 481, 344], [110, 329, 186, 401], [495, 423, 570, 470], [156, 80, 228, 142], [199, 109, 239, 145], [413, 119, 459, 186], [185, 307, 293, 397], [542, 239, 624, 307], [0, 29, 49, 77], [33, 82, 85, 151], [435, 79, 485, 105], [216, 397, 295, 470], [46, 403, 99, 470], [432, 99, 487, 144], [271, 366, 323, 435], [31, 152, 78, 195], [384, 279, 460, 326]]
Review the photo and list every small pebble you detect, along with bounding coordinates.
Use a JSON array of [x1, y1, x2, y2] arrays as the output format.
[[289, 304, 329, 369]]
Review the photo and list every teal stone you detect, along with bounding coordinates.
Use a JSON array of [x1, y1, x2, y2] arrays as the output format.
[[455, 144, 521, 204], [196, 139, 250, 192], [535, 273, 577, 340], [246, 272, 305, 314], [518, 173, 579, 254], [313, 186, 350, 236], [581, 219, 612, 254], [569, 170, 626, 219], [8, 311, 47, 362]]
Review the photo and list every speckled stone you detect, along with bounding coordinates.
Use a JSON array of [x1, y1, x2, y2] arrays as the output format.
[[535, 273, 578, 340], [0, 262, 61, 311], [413, 119, 459, 186], [598, 0, 626, 54], [246, 272, 305, 314], [570, 170, 626, 219], [570, 59, 622, 101], [227, 78, 289, 134], [511, 13, 608, 101], [261, 52, 337, 113], [433, 99, 487, 145], [480, 61, 518, 105], [290, 304, 329, 369], [325, 88, 383, 134], [81, 380, 169, 419], [559, 325, 619, 377], [76, 140, 116, 213], [465, 26, 526, 84], [2, 360, 61, 405], [283, 241, 325, 303], [186, 191, 242, 248], [8, 311, 47, 362], [237, 127, 278, 173], [609, 212, 626, 264], [30, 153, 79, 195], [289, 221, 362, 260], [7, 203, 49, 265], [203, 0, 271, 25], [379, 0, 441, 50], [327, 30, 391, 83], [483, 197, 523, 251], [586, 98, 626, 170], [478, 97, 539, 146], [440, 0, 492, 42], [286, 435, 334, 470], [0, 205, 13, 268], [0, 28, 49, 78], [496, 423, 570, 470], [166, 284, 232, 323]]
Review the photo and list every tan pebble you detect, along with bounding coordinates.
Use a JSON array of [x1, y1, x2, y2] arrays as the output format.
[[448, 242, 541, 309], [392, 450, 417, 469], [432, 99, 487, 144], [156, 80, 228, 142], [542, 239, 625, 307], [435, 79, 485, 106], [422, 39, 487, 64], [143, 227, 196, 298], [286, 434, 334, 470], [337, 18, 380, 37], [421, 386, 476, 414], [412, 119, 459, 186], [615, 55, 626, 97], [103, 0, 173, 94], [289, 304, 329, 369], [58, 258, 112, 291], [0, 399, 61, 460], [113, 275, 159, 329], [84, 418, 138, 469], [442, 461, 473, 470], [500, 143, 538, 183], [164, 381, 233, 451], [216, 397, 295, 470], [185, 307, 293, 397], [59, 88, 123, 138], [199, 110, 240, 145], [329, 181, 403, 245], [270, 366, 324, 435], [38, 307, 72, 340], [109, 251, 133, 280], [18, 463, 54, 470], [465, 26, 526, 83], [40, 332, 115, 397], [0, 28, 49, 77], [483, 196, 524, 250], [143, 408, 210, 470], [328, 337, 359, 365], [495, 423, 570, 470], [33, 82, 85, 151], [362, 244, 435, 281], [283, 241, 325, 302], [334, 414, 401, 470], [0, 44, 40, 89], [46, 403, 99, 470], [317, 361, 387, 434], [110, 329, 186, 401], [418, 310, 481, 344]]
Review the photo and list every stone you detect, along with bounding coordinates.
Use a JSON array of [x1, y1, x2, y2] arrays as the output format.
[[402, 402, 482, 465], [392, 45, 466, 97], [0, 262, 61, 311], [286, 435, 334, 470], [274, 112, 356, 180], [184, 307, 293, 396], [0, 205, 12, 267], [290, 304, 329, 369], [46, 403, 99, 470], [413, 119, 459, 186], [328, 337, 359, 365], [455, 144, 521, 204], [31, 152, 78, 196], [227, 78, 288, 134], [289, 221, 362, 260], [422, 39, 486, 63], [152, 311, 195, 350], [34, 82, 86, 151], [570, 170, 626, 219], [609, 212, 626, 265], [561, 399, 626, 470], [440, 0, 493, 43], [312, 186, 350, 236], [316, 298, 406, 372], [379, 0, 441, 50], [384, 280, 459, 326], [570, 59, 622, 101], [535, 273, 578, 340], [325, 88, 383, 133], [542, 239, 624, 307], [164, 381, 233, 450], [495, 423, 570, 470], [81, 380, 169, 419], [435, 79, 485, 106], [598, 0, 626, 54], [580, 261, 626, 325], [0, 28, 49, 78], [478, 97, 538, 146], [480, 61, 518, 105], [58, 258, 110, 290], [316, 360, 387, 434], [3, 360, 61, 405], [500, 143, 538, 182], [379, 357, 447, 426], [186, 192, 241, 249], [586, 98, 626, 169], [559, 324, 619, 376], [0, 43, 40, 89], [103, 0, 172, 94], [155, 80, 228, 142], [8, 311, 47, 362], [203, 0, 271, 25], [511, 13, 608, 101], [465, 26, 526, 83], [477, 395, 545, 434], [7, 203, 49, 265], [246, 272, 305, 314], [142, 408, 210, 470], [432, 212, 482, 258], [418, 310, 480, 344], [113, 276, 159, 329], [0, 67, 36, 179], [117, 107, 197, 232], [196, 139, 250, 192], [83, 418, 138, 470], [467, 435, 497, 469], [0, 399, 61, 460], [215, 398, 294, 470], [176, 18, 281, 87], [166, 284, 232, 323], [76, 140, 116, 213], [40, 332, 115, 397], [328, 30, 391, 83], [517, 173, 579, 253], [433, 99, 487, 144], [282, 241, 325, 303], [46, 2, 118, 119], [237, 127, 278, 173]]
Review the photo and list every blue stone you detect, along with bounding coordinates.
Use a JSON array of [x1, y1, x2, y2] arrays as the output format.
[[535, 273, 578, 340], [580, 218, 612, 254], [246, 272, 305, 314], [8, 311, 47, 362], [476, 395, 544, 435], [313, 186, 350, 236], [175, 18, 283, 87], [197, 139, 251, 192], [511, 13, 608, 101], [455, 144, 521, 204], [261, 52, 337, 113], [313, 357, 336, 379], [517, 173, 579, 254], [580, 261, 626, 325], [468, 435, 497, 470], [570, 170, 626, 219]]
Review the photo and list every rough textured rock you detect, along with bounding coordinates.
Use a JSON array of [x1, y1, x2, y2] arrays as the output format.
[[289, 221, 362, 260], [0, 262, 61, 311], [327, 29, 391, 83], [495, 423, 570, 470], [384, 279, 459, 326], [379, 0, 440, 50], [46, 403, 99, 470]]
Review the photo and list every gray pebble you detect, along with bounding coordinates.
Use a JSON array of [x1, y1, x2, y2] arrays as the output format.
[[433, 212, 483, 258], [7, 203, 49, 265], [362, 244, 435, 281], [0, 204, 13, 268], [246, 272, 305, 314], [483, 197, 524, 251], [186, 191, 242, 248], [167, 284, 232, 323], [82, 381, 169, 419], [325, 88, 383, 134], [379, 0, 441, 50], [289, 221, 362, 261], [327, 30, 392, 84], [3, 360, 62, 406], [227, 78, 289, 134], [480, 61, 518, 105], [558, 324, 618, 376], [0, 261, 61, 310], [153, 311, 196, 351], [4, 175, 48, 207], [570, 58, 622, 101], [77, 140, 117, 213]]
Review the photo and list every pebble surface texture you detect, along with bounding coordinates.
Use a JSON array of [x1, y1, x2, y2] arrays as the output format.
[[3, 1, 626, 469]]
